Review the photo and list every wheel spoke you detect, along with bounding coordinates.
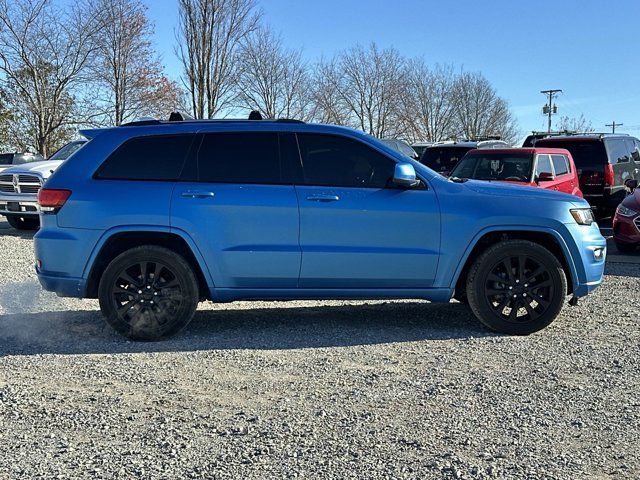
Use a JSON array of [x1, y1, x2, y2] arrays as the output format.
[[518, 256, 526, 282], [522, 300, 539, 320], [486, 288, 507, 296], [152, 265, 165, 287], [525, 265, 545, 283], [502, 259, 515, 283], [531, 279, 553, 290], [119, 271, 141, 288], [116, 299, 137, 315], [487, 273, 506, 284], [508, 300, 519, 321]]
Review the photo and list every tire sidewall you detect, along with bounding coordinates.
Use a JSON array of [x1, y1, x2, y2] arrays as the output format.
[[467, 241, 567, 335], [98, 246, 198, 341]]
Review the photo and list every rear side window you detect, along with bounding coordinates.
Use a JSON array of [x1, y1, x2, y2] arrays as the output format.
[[95, 134, 194, 180], [197, 132, 281, 184], [297, 133, 395, 188], [606, 138, 630, 163], [551, 154, 569, 175], [536, 140, 607, 170], [421, 146, 472, 173]]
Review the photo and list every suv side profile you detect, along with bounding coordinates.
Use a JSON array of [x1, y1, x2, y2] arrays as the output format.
[[419, 139, 510, 176], [35, 118, 606, 340], [536, 134, 640, 217]]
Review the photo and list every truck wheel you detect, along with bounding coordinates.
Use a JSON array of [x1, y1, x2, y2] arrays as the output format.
[[466, 240, 567, 335], [6, 215, 39, 230], [98, 246, 199, 341]]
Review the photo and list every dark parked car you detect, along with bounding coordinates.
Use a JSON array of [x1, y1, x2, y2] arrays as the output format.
[[612, 179, 640, 253], [536, 134, 640, 217], [0, 151, 44, 173], [419, 139, 509, 176]]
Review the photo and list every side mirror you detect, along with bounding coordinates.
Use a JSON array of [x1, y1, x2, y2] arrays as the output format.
[[537, 171, 555, 182], [625, 178, 638, 191], [393, 163, 419, 188]]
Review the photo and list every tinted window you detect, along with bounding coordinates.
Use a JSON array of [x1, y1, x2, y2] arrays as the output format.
[[0, 154, 13, 165], [634, 139, 640, 163], [197, 133, 281, 184], [535, 154, 553, 177], [551, 154, 569, 175], [450, 153, 533, 182], [297, 134, 395, 188], [421, 146, 472, 173], [536, 139, 607, 171], [607, 138, 630, 163], [96, 134, 194, 180], [624, 138, 638, 163]]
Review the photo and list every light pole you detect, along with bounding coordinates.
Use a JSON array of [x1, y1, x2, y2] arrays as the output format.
[[541, 89, 562, 133]]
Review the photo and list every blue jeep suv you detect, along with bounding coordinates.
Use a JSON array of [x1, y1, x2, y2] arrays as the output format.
[[34, 116, 606, 340]]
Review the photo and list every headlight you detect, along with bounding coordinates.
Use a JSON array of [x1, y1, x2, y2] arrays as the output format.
[[616, 204, 638, 217], [570, 208, 595, 225]]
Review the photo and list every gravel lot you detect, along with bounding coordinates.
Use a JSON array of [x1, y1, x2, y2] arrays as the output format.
[[1, 218, 639, 479]]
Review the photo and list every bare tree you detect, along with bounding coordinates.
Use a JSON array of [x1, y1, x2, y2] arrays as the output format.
[[315, 43, 407, 138], [0, 0, 99, 156], [451, 71, 518, 144], [311, 59, 352, 125], [176, 0, 260, 119], [235, 27, 313, 120], [556, 114, 594, 133], [400, 61, 457, 142], [92, 0, 181, 125]]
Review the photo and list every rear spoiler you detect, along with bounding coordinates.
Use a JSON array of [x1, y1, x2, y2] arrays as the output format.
[[78, 128, 109, 140]]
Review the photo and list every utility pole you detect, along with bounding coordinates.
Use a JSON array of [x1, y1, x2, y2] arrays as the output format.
[[541, 89, 562, 133], [606, 121, 623, 133]]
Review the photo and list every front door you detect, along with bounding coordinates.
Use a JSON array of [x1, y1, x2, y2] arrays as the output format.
[[294, 133, 440, 288], [170, 131, 301, 288]]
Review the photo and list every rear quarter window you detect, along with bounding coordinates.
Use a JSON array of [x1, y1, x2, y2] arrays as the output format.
[[95, 134, 195, 181], [551, 154, 569, 175]]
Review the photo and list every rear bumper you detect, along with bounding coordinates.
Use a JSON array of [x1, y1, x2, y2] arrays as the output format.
[[36, 270, 86, 298], [584, 186, 626, 210]]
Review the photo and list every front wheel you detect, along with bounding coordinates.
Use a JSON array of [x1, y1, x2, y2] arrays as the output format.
[[6, 215, 39, 230], [466, 240, 567, 335], [98, 246, 199, 340]]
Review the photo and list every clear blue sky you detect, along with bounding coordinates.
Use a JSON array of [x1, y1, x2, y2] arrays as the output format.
[[146, 0, 640, 137]]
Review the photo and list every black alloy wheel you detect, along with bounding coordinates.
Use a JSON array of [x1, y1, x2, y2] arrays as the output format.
[[98, 246, 199, 340]]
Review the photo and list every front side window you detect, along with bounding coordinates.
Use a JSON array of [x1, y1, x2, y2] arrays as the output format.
[[95, 134, 194, 180], [535, 154, 554, 177], [551, 154, 569, 175], [297, 134, 395, 188], [197, 132, 281, 184]]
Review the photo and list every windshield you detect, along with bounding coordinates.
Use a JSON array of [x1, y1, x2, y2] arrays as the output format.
[[450, 152, 534, 182], [49, 141, 86, 161], [421, 146, 472, 173]]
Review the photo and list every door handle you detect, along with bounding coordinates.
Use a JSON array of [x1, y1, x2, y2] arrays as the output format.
[[306, 194, 340, 202], [181, 190, 215, 199]]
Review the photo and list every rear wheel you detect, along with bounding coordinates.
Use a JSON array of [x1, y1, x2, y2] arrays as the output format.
[[98, 246, 199, 340], [466, 240, 567, 335], [6, 215, 39, 230]]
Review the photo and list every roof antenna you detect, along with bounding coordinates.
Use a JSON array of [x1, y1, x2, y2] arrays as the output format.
[[248, 110, 263, 120]]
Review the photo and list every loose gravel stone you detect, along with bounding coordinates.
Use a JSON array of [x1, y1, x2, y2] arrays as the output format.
[[0, 219, 639, 479]]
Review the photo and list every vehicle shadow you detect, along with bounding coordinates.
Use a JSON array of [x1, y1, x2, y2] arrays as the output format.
[[0, 301, 494, 356], [0, 221, 36, 239]]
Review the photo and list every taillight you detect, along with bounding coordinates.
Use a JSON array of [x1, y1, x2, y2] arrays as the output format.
[[37, 188, 72, 212], [604, 164, 615, 186]]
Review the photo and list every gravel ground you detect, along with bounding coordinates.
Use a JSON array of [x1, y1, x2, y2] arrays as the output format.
[[1, 219, 639, 479]]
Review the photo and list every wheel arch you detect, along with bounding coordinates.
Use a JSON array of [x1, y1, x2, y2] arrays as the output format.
[[451, 226, 578, 297], [84, 226, 213, 299]]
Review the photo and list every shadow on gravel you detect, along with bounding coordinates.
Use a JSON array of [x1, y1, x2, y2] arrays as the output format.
[[0, 302, 493, 356], [604, 262, 640, 278], [0, 222, 36, 239]]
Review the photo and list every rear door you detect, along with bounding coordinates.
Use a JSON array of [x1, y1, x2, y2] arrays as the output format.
[[294, 133, 440, 288], [550, 153, 576, 194], [170, 131, 301, 288]]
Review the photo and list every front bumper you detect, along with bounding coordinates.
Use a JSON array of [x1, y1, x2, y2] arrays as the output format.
[[0, 194, 39, 216], [564, 222, 607, 297]]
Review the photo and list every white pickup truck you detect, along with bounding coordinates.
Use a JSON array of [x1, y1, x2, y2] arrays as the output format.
[[0, 139, 87, 230]]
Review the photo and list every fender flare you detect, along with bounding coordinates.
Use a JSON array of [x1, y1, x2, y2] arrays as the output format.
[[82, 225, 215, 288], [448, 225, 580, 291]]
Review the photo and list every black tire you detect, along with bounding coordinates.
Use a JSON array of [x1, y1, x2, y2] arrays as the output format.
[[98, 246, 199, 340], [614, 241, 637, 254], [466, 240, 567, 335], [6, 215, 39, 230]]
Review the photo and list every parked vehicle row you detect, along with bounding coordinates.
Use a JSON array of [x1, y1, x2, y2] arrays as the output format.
[[33, 114, 606, 340], [613, 179, 640, 252]]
